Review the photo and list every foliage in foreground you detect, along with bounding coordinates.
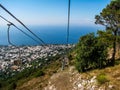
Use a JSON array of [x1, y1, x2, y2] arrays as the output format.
[[95, 0, 120, 66], [75, 32, 110, 72]]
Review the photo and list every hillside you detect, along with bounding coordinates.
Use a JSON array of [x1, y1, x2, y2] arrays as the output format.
[[0, 45, 120, 90], [16, 60, 120, 90], [1, 0, 120, 90]]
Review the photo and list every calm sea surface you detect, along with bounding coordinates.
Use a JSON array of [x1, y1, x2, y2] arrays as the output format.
[[0, 26, 104, 46]]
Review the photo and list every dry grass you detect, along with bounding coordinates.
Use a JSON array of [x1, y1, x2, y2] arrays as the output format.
[[16, 59, 61, 90], [16, 63, 120, 90]]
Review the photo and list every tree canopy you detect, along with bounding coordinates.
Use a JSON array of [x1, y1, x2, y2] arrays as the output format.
[[95, 0, 120, 29], [75, 33, 108, 72], [95, 0, 120, 66]]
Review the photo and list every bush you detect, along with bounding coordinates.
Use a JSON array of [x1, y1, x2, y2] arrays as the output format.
[[34, 70, 45, 77], [97, 73, 109, 84], [75, 33, 108, 72]]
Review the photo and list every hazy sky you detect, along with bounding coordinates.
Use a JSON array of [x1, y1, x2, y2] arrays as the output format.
[[0, 0, 111, 26]]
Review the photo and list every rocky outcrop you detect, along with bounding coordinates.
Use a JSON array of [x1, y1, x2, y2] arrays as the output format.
[[43, 66, 120, 90], [44, 66, 97, 90]]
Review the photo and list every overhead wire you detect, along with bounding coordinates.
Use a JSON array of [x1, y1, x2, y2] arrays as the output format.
[[0, 15, 42, 45], [0, 4, 46, 46], [61, 0, 71, 70], [67, 0, 71, 46]]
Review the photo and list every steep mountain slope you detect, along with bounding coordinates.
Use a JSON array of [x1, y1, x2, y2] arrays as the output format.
[[16, 61, 120, 90]]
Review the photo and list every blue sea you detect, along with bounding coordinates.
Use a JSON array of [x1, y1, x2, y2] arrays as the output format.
[[0, 25, 104, 46]]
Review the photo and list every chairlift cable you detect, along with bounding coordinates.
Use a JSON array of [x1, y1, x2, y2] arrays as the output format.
[[0, 4, 46, 46], [0, 15, 42, 45], [67, 0, 71, 46], [62, 0, 71, 70]]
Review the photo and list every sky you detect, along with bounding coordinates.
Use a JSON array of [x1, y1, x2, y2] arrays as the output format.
[[0, 0, 111, 26]]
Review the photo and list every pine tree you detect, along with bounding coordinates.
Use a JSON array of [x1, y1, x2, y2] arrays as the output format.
[[95, 0, 120, 66]]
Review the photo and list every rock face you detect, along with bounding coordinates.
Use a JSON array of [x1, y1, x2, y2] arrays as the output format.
[[43, 66, 120, 90], [44, 66, 98, 90], [73, 76, 97, 90]]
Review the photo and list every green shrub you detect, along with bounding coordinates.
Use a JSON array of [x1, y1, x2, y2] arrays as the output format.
[[75, 33, 108, 72], [97, 73, 109, 84], [34, 70, 45, 77]]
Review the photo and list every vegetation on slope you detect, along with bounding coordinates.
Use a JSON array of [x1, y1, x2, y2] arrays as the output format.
[[95, 0, 120, 66], [75, 32, 108, 72], [0, 54, 62, 90]]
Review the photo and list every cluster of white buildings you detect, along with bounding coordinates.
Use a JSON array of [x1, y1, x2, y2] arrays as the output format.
[[0, 45, 74, 72]]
